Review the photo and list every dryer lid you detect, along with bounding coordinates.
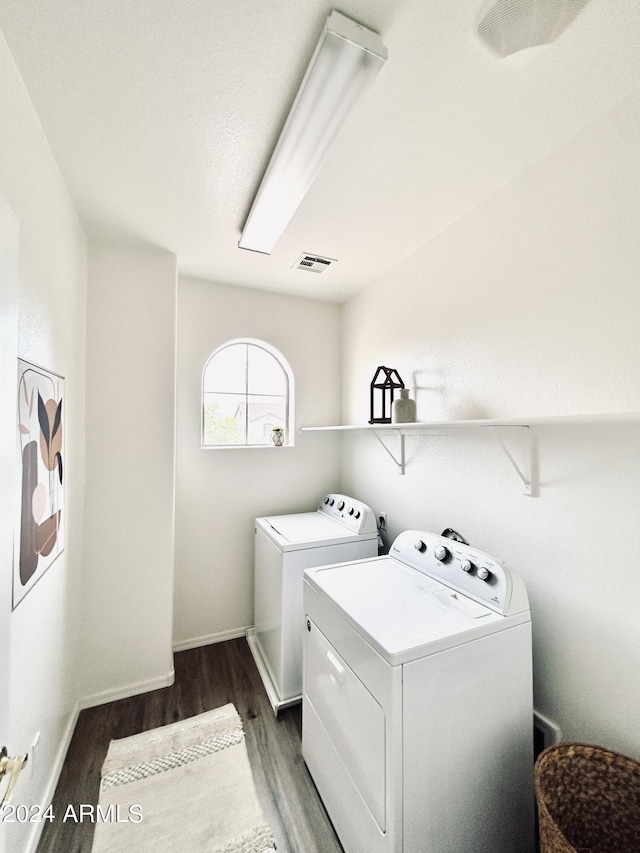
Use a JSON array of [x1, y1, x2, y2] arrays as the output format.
[[305, 557, 507, 665]]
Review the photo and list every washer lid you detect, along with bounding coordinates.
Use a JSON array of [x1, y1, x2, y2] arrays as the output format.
[[305, 557, 507, 665], [260, 512, 375, 549]]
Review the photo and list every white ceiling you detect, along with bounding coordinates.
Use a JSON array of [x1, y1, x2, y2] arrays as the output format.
[[1, 1, 639, 302]]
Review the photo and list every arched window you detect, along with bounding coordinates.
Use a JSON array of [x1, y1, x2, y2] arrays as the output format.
[[202, 339, 294, 447]]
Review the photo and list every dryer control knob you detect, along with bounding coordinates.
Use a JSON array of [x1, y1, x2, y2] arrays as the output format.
[[324, 497, 330, 505], [348, 506, 355, 516], [354, 510, 361, 519], [434, 545, 451, 562], [414, 540, 426, 553], [329, 498, 335, 506], [461, 559, 474, 573], [337, 500, 345, 511], [477, 567, 492, 581]]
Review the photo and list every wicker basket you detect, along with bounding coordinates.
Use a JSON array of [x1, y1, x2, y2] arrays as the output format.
[[535, 742, 640, 853]]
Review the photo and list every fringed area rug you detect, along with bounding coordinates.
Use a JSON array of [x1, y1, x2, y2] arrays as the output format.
[[92, 703, 277, 853]]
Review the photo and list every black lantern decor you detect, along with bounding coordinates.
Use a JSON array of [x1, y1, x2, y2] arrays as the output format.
[[369, 366, 404, 424]]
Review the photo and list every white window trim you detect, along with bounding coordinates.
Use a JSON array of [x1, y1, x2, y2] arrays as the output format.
[[201, 337, 295, 449]]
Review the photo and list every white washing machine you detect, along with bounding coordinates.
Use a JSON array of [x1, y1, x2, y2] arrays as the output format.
[[248, 493, 377, 714], [303, 529, 534, 853]]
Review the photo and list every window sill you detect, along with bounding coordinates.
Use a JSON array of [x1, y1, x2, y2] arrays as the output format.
[[201, 443, 294, 450]]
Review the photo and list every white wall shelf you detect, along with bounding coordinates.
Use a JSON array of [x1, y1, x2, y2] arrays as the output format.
[[300, 413, 640, 492]]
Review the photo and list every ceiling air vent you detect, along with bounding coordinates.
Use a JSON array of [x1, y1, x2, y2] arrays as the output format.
[[293, 253, 337, 274]]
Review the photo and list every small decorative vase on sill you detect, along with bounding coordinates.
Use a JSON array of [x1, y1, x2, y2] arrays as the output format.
[[271, 427, 285, 446], [391, 389, 416, 424]]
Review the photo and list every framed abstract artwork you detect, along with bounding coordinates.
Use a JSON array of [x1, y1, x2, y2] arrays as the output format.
[[14, 359, 65, 609]]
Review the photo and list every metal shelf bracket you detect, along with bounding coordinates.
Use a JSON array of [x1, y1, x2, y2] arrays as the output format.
[[371, 429, 406, 475], [490, 426, 535, 496]]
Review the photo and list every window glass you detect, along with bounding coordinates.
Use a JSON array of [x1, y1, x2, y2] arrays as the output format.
[[247, 346, 287, 396], [203, 345, 246, 394], [203, 340, 293, 447], [203, 392, 246, 445]]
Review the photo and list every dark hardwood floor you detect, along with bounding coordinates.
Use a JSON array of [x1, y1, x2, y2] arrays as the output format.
[[36, 638, 343, 853]]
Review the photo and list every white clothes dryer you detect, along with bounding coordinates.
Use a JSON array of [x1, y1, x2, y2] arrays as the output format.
[[248, 494, 377, 713], [303, 529, 534, 853]]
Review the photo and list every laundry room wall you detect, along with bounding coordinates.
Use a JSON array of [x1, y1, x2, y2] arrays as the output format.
[[339, 88, 640, 760], [0, 31, 87, 853], [174, 277, 342, 649], [80, 241, 177, 705]]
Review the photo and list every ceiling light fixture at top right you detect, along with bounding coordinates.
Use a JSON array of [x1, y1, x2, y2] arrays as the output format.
[[475, 0, 591, 58]]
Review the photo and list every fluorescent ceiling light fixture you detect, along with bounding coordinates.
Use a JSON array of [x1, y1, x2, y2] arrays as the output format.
[[239, 11, 387, 255]]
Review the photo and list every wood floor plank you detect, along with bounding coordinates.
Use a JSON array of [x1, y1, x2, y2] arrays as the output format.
[[36, 638, 342, 853]]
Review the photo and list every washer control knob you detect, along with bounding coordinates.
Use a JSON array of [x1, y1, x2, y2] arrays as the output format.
[[354, 510, 361, 519], [324, 497, 330, 505], [477, 567, 492, 581], [329, 498, 335, 506], [434, 545, 451, 562], [348, 506, 355, 516], [337, 500, 345, 511], [414, 539, 426, 553], [461, 559, 474, 573]]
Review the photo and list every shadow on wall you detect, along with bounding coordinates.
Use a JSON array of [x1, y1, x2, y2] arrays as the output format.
[[411, 369, 494, 421]]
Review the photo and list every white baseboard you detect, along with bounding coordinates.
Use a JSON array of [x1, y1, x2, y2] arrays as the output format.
[[24, 699, 81, 853], [534, 708, 562, 748], [172, 626, 251, 652], [79, 669, 175, 711]]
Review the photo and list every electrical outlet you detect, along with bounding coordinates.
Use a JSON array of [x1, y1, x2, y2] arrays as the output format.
[[378, 512, 387, 530]]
